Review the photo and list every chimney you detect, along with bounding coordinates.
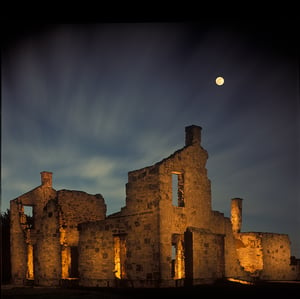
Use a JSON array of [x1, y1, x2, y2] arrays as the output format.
[[185, 125, 201, 146], [40, 171, 52, 187], [231, 198, 243, 234]]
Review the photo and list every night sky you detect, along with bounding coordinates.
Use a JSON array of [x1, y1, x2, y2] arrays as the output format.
[[2, 21, 299, 256]]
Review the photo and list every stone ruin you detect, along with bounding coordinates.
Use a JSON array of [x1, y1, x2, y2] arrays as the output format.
[[10, 125, 300, 287]]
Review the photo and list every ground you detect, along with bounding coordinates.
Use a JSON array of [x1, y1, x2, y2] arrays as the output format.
[[2, 281, 299, 299]]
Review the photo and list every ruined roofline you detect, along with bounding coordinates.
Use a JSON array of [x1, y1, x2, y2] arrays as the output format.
[[107, 210, 153, 219], [239, 231, 290, 237], [10, 171, 55, 202], [79, 210, 154, 227], [10, 181, 104, 203], [40, 172, 103, 197], [57, 189, 104, 198], [128, 147, 186, 176], [128, 125, 203, 175], [10, 185, 56, 202]]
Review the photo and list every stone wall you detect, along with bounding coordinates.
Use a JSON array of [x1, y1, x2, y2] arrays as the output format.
[[10, 172, 106, 286], [158, 144, 212, 229], [79, 211, 160, 288], [10, 180, 57, 285], [35, 199, 61, 286], [235, 232, 299, 281], [209, 211, 251, 280], [260, 233, 297, 280], [186, 227, 225, 283], [78, 125, 251, 288], [236, 232, 264, 276], [10, 199, 28, 284], [126, 164, 160, 214], [10, 125, 299, 287], [58, 190, 106, 246]]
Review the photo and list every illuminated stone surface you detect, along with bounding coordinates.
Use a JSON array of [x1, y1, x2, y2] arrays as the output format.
[[10, 125, 300, 287]]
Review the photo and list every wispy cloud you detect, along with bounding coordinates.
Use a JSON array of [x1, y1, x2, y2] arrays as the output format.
[[2, 23, 299, 255]]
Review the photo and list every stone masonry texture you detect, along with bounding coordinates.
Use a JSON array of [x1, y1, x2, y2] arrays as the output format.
[[10, 125, 300, 287]]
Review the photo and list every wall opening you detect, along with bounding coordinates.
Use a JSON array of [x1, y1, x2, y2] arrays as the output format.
[[114, 235, 126, 279], [70, 247, 79, 278], [26, 244, 34, 280], [171, 234, 185, 279], [184, 229, 193, 284], [172, 172, 184, 207], [24, 206, 34, 228], [61, 246, 79, 278], [61, 247, 69, 279], [171, 244, 176, 278]]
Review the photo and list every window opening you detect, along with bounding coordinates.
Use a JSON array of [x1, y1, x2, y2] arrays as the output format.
[[172, 172, 184, 207], [24, 206, 34, 228], [24, 206, 33, 216]]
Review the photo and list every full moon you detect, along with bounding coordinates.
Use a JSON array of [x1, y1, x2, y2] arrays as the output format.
[[215, 76, 224, 86]]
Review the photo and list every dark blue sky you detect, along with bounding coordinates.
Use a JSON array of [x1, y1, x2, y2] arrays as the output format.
[[2, 21, 299, 256]]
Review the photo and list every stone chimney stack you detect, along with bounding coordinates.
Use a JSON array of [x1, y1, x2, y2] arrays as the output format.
[[40, 171, 52, 187], [185, 125, 202, 146], [231, 198, 243, 234]]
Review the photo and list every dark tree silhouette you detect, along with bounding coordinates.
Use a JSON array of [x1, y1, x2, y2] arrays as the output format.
[[1, 209, 11, 284]]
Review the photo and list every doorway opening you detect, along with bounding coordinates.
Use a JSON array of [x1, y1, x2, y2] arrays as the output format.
[[26, 244, 34, 280], [61, 246, 79, 279], [171, 234, 185, 279], [114, 234, 126, 279]]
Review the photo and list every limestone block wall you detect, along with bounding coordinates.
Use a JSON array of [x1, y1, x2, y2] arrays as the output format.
[[209, 212, 251, 280], [126, 165, 160, 214], [10, 185, 57, 284], [157, 202, 188, 275], [35, 199, 61, 286], [10, 200, 28, 284], [10, 126, 299, 287], [158, 146, 212, 229], [236, 232, 264, 275], [158, 202, 188, 284], [185, 227, 225, 284], [210, 211, 226, 233], [57, 190, 106, 246], [260, 233, 297, 280], [156, 142, 215, 285], [126, 125, 211, 229], [118, 211, 160, 287], [78, 220, 115, 287], [16, 172, 57, 230], [14, 187, 57, 230], [236, 232, 297, 280], [120, 125, 221, 286], [79, 211, 160, 288], [9, 171, 107, 286]]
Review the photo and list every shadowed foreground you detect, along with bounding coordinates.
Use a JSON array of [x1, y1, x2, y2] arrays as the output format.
[[2, 281, 299, 299]]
